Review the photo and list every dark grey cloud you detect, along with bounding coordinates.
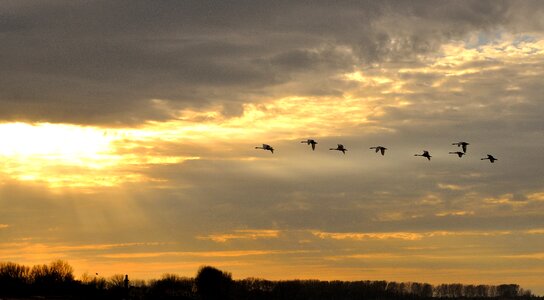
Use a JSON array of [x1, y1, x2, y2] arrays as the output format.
[[2, 0, 543, 124]]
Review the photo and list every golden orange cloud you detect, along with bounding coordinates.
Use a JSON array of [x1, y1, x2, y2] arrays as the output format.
[[197, 229, 281, 243]]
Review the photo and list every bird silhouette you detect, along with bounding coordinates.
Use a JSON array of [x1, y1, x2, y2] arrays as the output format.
[[330, 144, 347, 154], [255, 144, 274, 153], [481, 154, 497, 163], [301, 139, 318, 150], [452, 141, 470, 153], [370, 146, 387, 156], [449, 151, 465, 158], [415, 150, 432, 161]]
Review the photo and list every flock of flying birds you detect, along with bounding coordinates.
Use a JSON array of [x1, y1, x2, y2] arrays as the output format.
[[255, 140, 498, 163]]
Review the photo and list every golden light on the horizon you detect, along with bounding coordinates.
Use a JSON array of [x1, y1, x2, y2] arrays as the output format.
[[0, 123, 196, 188], [0, 123, 123, 187], [0, 123, 117, 164]]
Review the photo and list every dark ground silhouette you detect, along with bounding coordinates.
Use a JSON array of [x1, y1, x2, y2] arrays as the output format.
[[0, 260, 540, 300]]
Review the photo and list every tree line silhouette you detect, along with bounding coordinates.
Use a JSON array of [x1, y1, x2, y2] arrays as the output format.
[[0, 260, 539, 299]]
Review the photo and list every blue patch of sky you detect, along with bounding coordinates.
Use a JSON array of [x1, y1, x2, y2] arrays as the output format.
[[462, 31, 539, 57], [463, 31, 503, 49], [512, 34, 536, 45]]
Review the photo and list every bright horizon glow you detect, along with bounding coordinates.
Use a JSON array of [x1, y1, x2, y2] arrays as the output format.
[[0, 93, 384, 187], [0, 122, 117, 165]]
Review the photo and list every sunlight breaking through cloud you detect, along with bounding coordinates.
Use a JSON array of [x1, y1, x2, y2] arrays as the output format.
[[0, 94, 390, 187], [2, 10, 544, 294], [4, 33, 543, 188]]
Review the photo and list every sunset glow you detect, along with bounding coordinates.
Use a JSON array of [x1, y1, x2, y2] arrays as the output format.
[[2, 1, 544, 296]]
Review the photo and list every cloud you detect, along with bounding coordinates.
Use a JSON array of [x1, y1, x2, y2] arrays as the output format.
[[435, 211, 475, 217], [2, 1, 544, 294], [0, 241, 166, 261], [500, 253, 544, 260], [99, 249, 310, 259], [2, 1, 544, 125], [313, 231, 424, 241], [312, 229, 514, 242], [197, 229, 281, 243]]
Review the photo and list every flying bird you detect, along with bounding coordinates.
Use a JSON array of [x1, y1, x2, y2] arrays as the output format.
[[255, 144, 274, 153], [330, 144, 347, 154], [415, 150, 432, 161], [370, 146, 387, 156], [301, 139, 318, 150], [481, 154, 498, 163], [449, 151, 465, 158], [452, 141, 470, 153]]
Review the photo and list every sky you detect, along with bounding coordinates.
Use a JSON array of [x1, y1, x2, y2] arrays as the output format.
[[1, 0, 544, 294]]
